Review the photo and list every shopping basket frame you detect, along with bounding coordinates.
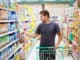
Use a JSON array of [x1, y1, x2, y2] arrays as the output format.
[[36, 47, 68, 60]]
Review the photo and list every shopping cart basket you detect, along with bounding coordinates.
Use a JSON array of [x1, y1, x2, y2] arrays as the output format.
[[36, 47, 71, 60]]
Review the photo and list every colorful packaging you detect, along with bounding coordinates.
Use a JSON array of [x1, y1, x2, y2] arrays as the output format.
[[0, 10, 8, 20], [0, 52, 3, 60], [14, 53, 20, 60], [0, 23, 8, 34], [9, 34, 14, 42], [0, 39, 1, 48], [8, 11, 17, 20], [0, 24, 3, 34], [8, 23, 11, 32], [8, 44, 13, 54]]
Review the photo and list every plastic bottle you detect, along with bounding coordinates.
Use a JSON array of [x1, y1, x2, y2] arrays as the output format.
[[0, 39, 1, 48], [12, 11, 17, 20], [9, 44, 13, 53], [0, 24, 1, 34], [0, 24, 2, 34], [9, 34, 13, 42], [8, 23, 11, 32], [8, 11, 11, 20], [14, 32, 17, 40], [1, 36, 4, 46], [14, 53, 20, 60], [13, 23, 16, 30], [0, 52, 3, 60], [8, 11, 17, 20], [12, 34, 14, 42], [9, 35, 11, 42]]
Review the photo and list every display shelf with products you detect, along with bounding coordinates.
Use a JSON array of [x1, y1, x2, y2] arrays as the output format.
[[0, 7, 17, 12], [0, 0, 22, 60], [0, 0, 17, 11], [0, 30, 18, 37], [16, 4, 38, 60], [5, 44, 23, 60], [0, 42, 23, 60], [66, 1, 80, 60], [0, 39, 18, 52]]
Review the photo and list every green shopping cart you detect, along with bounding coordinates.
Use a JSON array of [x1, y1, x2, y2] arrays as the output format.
[[36, 47, 71, 60]]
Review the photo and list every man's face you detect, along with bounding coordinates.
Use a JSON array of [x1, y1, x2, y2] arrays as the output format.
[[40, 14, 47, 23]]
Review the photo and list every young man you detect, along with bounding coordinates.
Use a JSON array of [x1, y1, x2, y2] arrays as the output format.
[[25, 10, 62, 60]]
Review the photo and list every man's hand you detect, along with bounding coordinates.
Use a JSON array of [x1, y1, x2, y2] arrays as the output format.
[[24, 30, 39, 38], [55, 32, 62, 49], [55, 44, 59, 49]]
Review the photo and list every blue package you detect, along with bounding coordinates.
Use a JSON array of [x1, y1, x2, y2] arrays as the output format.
[[13, 23, 16, 30], [10, 11, 17, 20], [8, 11, 12, 20], [9, 35, 11, 42], [0, 52, 3, 60], [14, 32, 17, 40], [8, 23, 11, 32]]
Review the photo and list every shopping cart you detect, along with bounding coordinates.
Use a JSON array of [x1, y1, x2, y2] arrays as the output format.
[[36, 47, 71, 60]]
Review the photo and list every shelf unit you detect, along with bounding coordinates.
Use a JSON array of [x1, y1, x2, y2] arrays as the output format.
[[0, 30, 18, 37], [0, 20, 17, 23], [0, 39, 18, 52], [5, 44, 23, 60], [0, 0, 22, 60], [0, 7, 16, 12]]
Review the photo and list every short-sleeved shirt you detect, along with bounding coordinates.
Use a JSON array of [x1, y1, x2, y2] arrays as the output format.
[[36, 22, 60, 47]]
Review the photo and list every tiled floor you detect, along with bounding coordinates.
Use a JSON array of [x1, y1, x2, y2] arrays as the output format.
[[26, 41, 74, 60]]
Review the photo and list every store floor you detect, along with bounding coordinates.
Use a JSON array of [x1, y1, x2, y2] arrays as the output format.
[[26, 40, 74, 60]]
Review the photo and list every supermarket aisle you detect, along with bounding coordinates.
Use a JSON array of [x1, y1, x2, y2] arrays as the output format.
[[26, 40, 73, 60], [26, 41, 40, 60]]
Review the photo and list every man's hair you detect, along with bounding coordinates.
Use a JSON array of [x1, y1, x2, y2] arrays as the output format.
[[40, 10, 50, 18]]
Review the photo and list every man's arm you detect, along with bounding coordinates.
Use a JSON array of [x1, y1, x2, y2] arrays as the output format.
[[55, 32, 62, 48], [25, 32, 40, 38], [55, 23, 62, 48], [24, 24, 41, 38]]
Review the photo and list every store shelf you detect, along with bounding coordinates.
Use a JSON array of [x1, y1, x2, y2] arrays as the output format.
[[0, 30, 18, 37], [0, 20, 17, 23], [0, 7, 16, 12], [5, 44, 23, 60], [0, 39, 18, 52]]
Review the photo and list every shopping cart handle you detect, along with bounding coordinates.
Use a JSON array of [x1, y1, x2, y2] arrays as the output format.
[[36, 47, 64, 49]]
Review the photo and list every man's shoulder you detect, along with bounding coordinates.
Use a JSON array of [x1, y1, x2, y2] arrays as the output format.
[[39, 23, 44, 26], [37, 23, 43, 28], [51, 21, 58, 25]]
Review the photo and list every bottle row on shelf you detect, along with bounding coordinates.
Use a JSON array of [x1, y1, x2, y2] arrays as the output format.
[[0, 0, 17, 12], [0, 1, 21, 60], [0, 23, 17, 34], [0, 32, 18, 49], [0, 9, 17, 20], [0, 42, 22, 60]]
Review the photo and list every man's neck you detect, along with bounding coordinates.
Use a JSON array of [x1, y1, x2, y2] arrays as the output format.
[[45, 18, 51, 24]]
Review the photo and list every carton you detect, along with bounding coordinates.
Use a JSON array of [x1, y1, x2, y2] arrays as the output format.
[[0, 10, 8, 20]]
